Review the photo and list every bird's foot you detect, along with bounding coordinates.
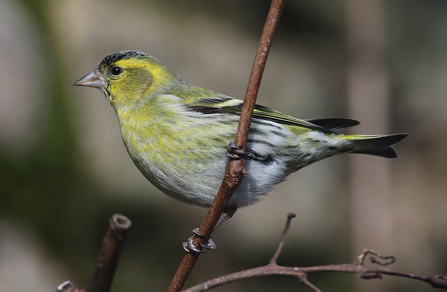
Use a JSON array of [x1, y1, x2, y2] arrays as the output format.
[[225, 142, 268, 161], [182, 206, 237, 253], [182, 228, 217, 253]]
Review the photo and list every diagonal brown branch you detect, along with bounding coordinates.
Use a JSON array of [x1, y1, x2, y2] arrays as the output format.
[[166, 1, 286, 291], [183, 214, 447, 292]]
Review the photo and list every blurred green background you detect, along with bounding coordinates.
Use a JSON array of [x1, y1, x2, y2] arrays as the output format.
[[1, 0, 446, 291]]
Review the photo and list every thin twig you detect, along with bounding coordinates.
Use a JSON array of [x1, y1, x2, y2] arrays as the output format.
[[183, 214, 447, 292], [55, 214, 132, 292], [299, 276, 322, 292], [166, 1, 286, 291], [270, 212, 296, 264]]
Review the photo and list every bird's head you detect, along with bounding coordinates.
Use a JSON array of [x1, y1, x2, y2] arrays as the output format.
[[74, 50, 179, 108]]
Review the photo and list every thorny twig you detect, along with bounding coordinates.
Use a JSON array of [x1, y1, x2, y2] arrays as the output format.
[[183, 213, 447, 292]]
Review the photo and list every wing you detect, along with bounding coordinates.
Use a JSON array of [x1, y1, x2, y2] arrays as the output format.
[[185, 97, 339, 133], [305, 118, 360, 131]]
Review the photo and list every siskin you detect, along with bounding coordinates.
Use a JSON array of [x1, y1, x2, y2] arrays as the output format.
[[75, 50, 408, 212]]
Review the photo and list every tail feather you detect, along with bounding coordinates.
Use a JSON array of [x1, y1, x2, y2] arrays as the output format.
[[346, 133, 409, 158]]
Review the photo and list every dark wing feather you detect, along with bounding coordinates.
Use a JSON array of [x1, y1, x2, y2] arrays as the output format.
[[305, 118, 360, 131], [186, 98, 337, 133]]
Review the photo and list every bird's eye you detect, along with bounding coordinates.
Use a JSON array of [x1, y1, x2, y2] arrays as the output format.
[[111, 66, 123, 76]]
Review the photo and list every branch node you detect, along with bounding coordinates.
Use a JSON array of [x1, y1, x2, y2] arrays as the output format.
[[430, 275, 447, 288], [355, 249, 369, 265], [296, 273, 322, 292], [355, 249, 395, 266]]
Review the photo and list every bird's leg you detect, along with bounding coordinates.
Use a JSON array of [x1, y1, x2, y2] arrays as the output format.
[[215, 205, 237, 229], [183, 205, 237, 253], [226, 142, 268, 161]]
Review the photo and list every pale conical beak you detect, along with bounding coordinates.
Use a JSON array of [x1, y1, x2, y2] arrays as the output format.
[[73, 69, 105, 89]]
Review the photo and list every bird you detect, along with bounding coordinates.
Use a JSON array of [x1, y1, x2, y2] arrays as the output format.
[[74, 50, 408, 251]]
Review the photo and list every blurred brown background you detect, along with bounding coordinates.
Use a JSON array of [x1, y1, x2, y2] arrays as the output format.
[[0, 0, 446, 291]]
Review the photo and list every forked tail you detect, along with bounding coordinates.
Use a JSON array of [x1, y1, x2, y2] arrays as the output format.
[[343, 133, 409, 158]]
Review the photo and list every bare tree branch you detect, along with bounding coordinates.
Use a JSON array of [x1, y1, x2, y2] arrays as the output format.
[[55, 214, 132, 292], [54, 212, 447, 292], [183, 214, 447, 292], [166, 1, 286, 291]]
